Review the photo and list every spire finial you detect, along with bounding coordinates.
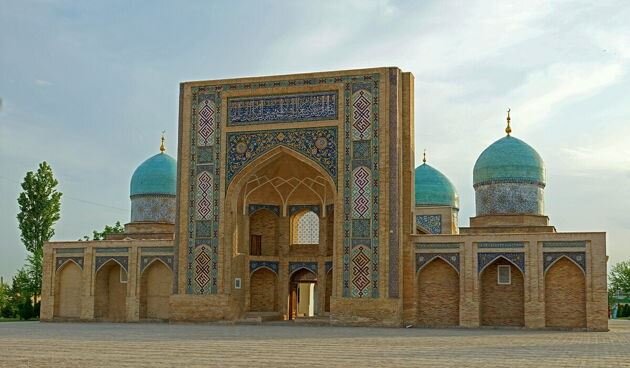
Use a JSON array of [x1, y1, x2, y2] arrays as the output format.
[[160, 131, 166, 153], [505, 108, 512, 136], [422, 148, 427, 164]]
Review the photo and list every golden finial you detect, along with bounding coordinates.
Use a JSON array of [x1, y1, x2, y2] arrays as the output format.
[[505, 108, 512, 136], [422, 149, 427, 164], [160, 131, 166, 153]]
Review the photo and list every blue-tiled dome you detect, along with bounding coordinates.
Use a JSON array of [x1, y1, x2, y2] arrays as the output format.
[[473, 135, 545, 186], [415, 163, 459, 208], [130, 153, 176, 197]]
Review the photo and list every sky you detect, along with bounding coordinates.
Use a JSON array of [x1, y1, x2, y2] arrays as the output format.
[[1, 0, 629, 281]]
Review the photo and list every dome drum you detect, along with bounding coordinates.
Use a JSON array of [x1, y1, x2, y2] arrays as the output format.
[[130, 195, 176, 224], [475, 182, 544, 216]]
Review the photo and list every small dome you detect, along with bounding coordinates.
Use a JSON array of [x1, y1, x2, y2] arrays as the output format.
[[415, 163, 459, 208], [473, 136, 545, 187], [130, 153, 176, 197]]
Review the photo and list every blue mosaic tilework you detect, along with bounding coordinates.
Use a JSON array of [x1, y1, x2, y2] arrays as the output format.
[[289, 262, 318, 276], [478, 242, 525, 249], [250, 260, 279, 275], [95, 247, 129, 254], [288, 205, 321, 217], [131, 195, 176, 223], [95, 256, 128, 273], [416, 253, 460, 273], [475, 182, 544, 215], [228, 91, 338, 125], [140, 255, 174, 273], [195, 220, 212, 238], [388, 68, 400, 298], [55, 256, 83, 271], [197, 146, 214, 163], [544, 252, 586, 273], [477, 252, 525, 274], [140, 247, 174, 253], [351, 219, 371, 238], [55, 248, 84, 254], [226, 127, 337, 185], [415, 243, 462, 250], [542, 241, 586, 248], [325, 261, 333, 273], [416, 215, 442, 234], [248, 204, 280, 216]]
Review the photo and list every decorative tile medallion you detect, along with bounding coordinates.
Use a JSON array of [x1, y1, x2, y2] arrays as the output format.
[[228, 91, 338, 125], [55, 256, 83, 271], [416, 215, 442, 234], [140, 255, 174, 273], [248, 204, 280, 216], [289, 262, 318, 276], [197, 99, 217, 146], [249, 260, 279, 275], [226, 127, 337, 185], [350, 244, 372, 297], [544, 252, 586, 273], [477, 252, 525, 274], [95, 256, 128, 273], [416, 253, 460, 273], [196, 171, 213, 221]]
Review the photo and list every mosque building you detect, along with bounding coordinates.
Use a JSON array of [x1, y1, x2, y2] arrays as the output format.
[[40, 67, 607, 330]]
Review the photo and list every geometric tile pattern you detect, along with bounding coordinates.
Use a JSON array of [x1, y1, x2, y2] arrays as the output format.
[[351, 89, 372, 140], [95, 256, 128, 273], [196, 171, 213, 221], [55, 256, 83, 271], [197, 99, 216, 146], [226, 127, 338, 185], [343, 77, 380, 298], [295, 211, 320, 244], [475, 182, 543, 216], [228, 91, 338, 125], [543, 252, 586, 273], [477, 252, 525, 275], [350, 244, 372, 298], [250, 260, 279, 275], [351, 166, 371, 219], [415, 242, 462, 250], [288, 205, 321, 217], [416, 215, 442, 234], [140, 255, 174, 273], [416, 253, 460, 273], [289, 262, 318, 277], [187, 91, 222, 295]]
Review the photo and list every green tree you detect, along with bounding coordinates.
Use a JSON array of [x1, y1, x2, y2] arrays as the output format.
[[0, 279, 11, 318], [609, 261, 630, 295], [17, 161, 62, 303], [9, 268, 35, 320], [80, 221, 124, 241]]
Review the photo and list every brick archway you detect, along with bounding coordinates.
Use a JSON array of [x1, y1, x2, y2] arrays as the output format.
[[416, 257, 459, 326], [545, 257, 586, 328], [480, 258, 524, 327]]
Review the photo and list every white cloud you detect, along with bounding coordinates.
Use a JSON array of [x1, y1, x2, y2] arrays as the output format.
[[34, 79, 52, 86]]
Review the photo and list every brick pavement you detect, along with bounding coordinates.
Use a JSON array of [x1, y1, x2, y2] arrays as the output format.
[[0, 320, 628, 367]]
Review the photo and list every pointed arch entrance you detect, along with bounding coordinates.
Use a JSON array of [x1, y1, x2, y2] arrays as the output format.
[[54, 260, 82, 319], [289, 268, 318, 320], [545, 257, 586, 328], [417, 257, 460, 326], [139, 259, 172, 320], [94, 260, 127, 321], [479, 257, 525, 327]]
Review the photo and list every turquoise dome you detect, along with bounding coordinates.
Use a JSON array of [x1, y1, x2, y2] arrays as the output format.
[[473, 135, 545, 186], [130, 153, 176, 197], [415, 163, 459, 208]]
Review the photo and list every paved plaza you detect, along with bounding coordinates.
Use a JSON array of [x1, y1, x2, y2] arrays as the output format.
[[0, 320, 629, 367]]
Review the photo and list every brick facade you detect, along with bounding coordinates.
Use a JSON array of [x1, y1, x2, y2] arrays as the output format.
[[417, 258, 459, 326]]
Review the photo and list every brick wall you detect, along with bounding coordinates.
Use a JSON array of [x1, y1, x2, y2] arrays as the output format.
[[250, 210, 279, 256], [417, 259, 459, 326], [94, 263, 127, 321], [545, 258, 586, 328], [250, 268, 278, 312], [480, 259, 524, 326], [54, 262, 82, 318]]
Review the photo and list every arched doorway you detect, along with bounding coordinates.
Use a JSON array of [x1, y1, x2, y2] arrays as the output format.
[[545, 257, 586, 328], [94, 260, 127, 321], [54, 261, 82, 319], [250, 268, 278, 312], [480, 257, 524, 326], [417, 258, 459, 326], [289, 268, 318, 320], [139, 260, 172, 320]]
